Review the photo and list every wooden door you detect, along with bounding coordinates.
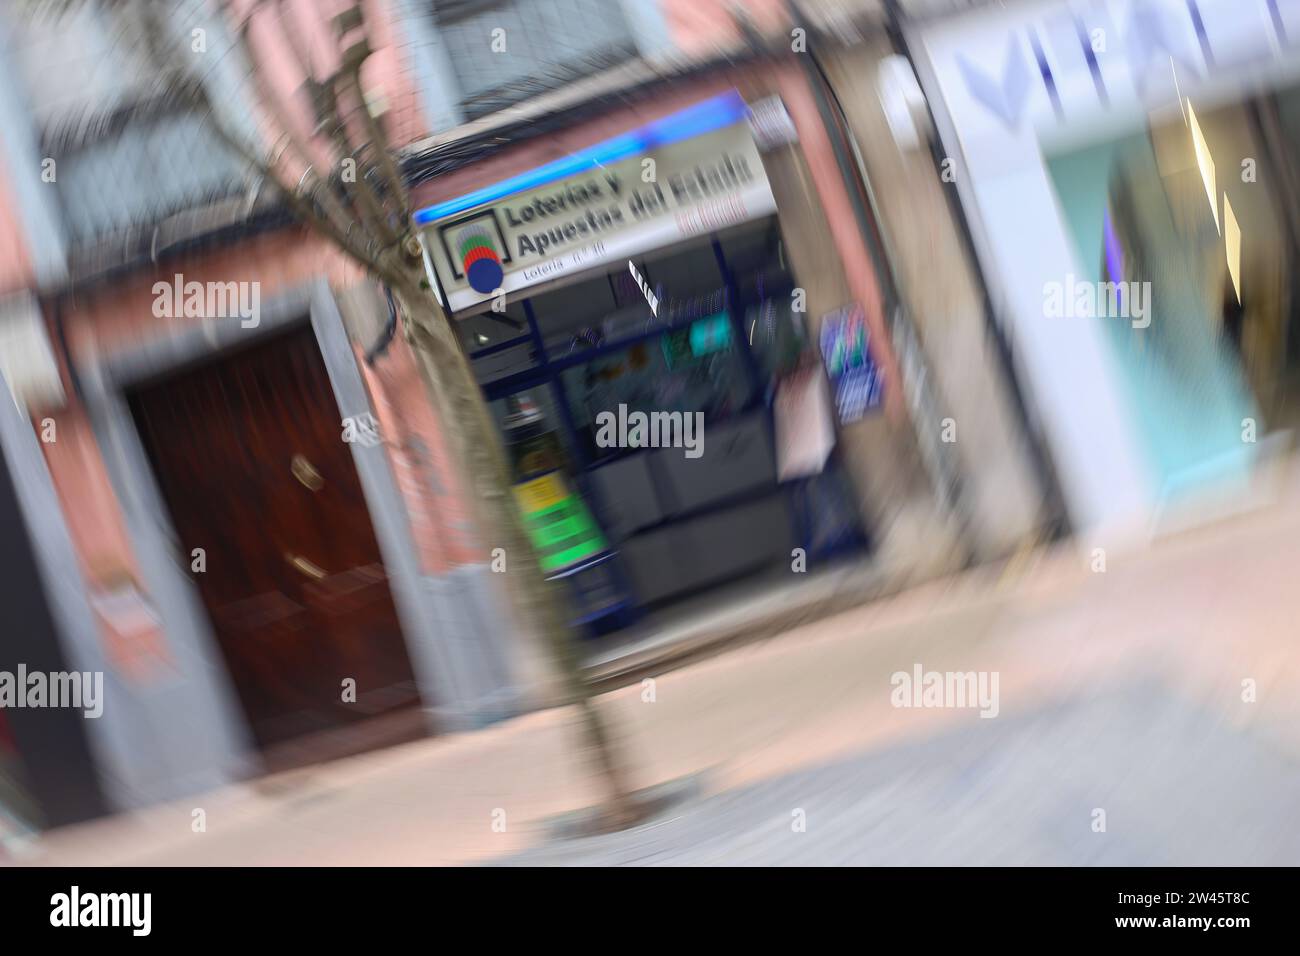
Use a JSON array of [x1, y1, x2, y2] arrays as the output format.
[[128, 324, 423, 758]]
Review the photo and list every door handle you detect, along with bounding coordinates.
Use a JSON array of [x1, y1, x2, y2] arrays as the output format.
[[285, 553, 327, 580], [291, 454, 325, 491]]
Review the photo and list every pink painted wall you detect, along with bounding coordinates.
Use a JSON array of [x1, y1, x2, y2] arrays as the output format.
[[0, 154, 36, 295], [356, 330, 481, 572], [228, 0, 431, 178], [659, 0, 789, 58]]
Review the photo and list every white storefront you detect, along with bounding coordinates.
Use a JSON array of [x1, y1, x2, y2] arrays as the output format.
[[908, 0, 1300, 546]]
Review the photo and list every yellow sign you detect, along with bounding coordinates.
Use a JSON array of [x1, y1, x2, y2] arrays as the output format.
[[512, 472, 568, 514]]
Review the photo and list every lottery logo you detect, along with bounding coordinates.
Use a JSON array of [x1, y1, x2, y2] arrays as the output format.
[[456, 223, 504, 294]]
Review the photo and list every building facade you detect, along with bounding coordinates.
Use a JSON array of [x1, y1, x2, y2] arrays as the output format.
[[905, 0, 1300, 547], [0, 0, 1058, 828], [396, 0, 1049, 636], [0, 0, 532, 824]]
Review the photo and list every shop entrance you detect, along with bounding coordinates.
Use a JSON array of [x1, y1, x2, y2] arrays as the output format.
[[127, 323, 423, 763], [1046, 83, 1300, 499], [459, 217, 868, 634]]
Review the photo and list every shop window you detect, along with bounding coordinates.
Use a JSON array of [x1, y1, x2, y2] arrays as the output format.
[[639, 236, 726, 303], [1045, 101, 1272, 498], [457, 214, 865, 622], [471, 218, 799, 461], [465, 304, 535, 385], [462, 303, 529, 351], [491, 387, 576, 479], [530, 276, 623, 356], [746, 297, 807, 381], [560, 330, 749, 464]]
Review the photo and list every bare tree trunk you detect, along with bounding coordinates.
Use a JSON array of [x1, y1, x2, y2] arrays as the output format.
[[391, 271, 638, 827]]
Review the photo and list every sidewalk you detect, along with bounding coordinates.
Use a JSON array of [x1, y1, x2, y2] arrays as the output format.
[[502, 678, 1300, 865], [579, 554, 897, 689], [23, 457, 1300, 865]]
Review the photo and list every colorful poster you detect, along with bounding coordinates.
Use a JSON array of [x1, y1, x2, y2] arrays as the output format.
[[819, 305, 884, 423], [512, 472, 608, 574]]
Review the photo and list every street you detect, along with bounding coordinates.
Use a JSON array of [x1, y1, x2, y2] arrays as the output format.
[[20, 464, 1300, 867]]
